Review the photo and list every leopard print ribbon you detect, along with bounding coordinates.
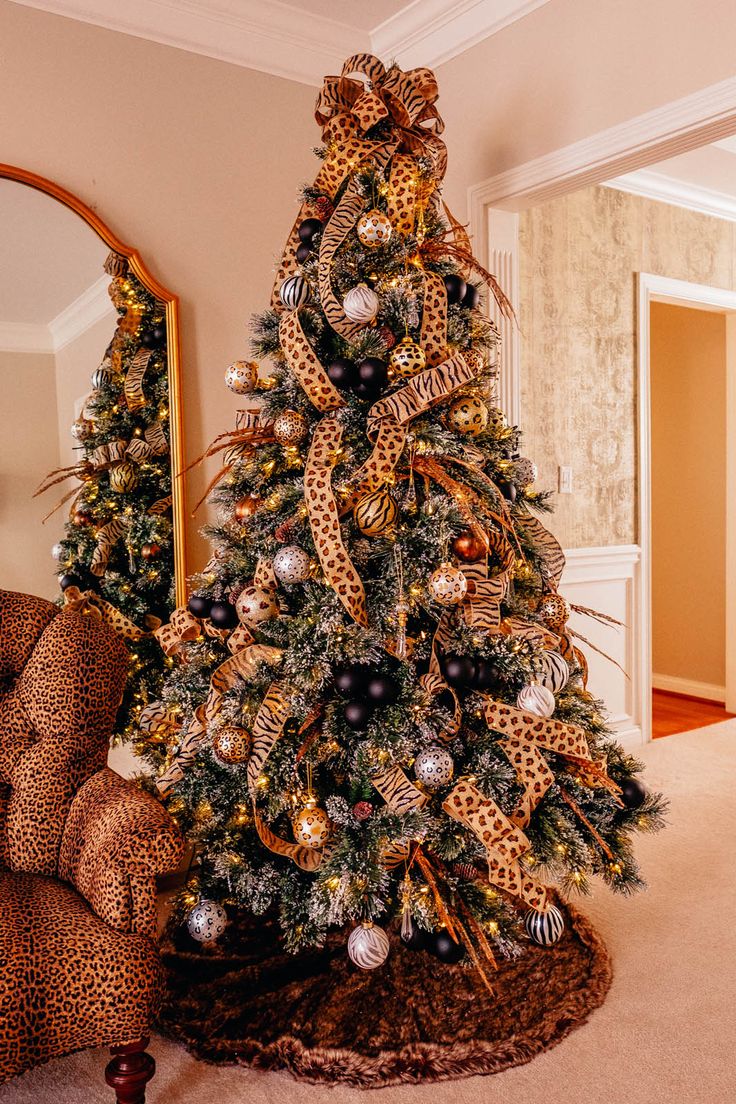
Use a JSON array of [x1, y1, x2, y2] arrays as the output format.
[[420, 270, 449, 366], [278, 311, 346, 411], [155, 607, 202, 656]]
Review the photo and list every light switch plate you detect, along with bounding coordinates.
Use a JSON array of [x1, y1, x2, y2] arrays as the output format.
[[558, 466, 573, 494]]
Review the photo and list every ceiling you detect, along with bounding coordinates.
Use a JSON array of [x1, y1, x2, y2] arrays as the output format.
[[606, 137, 736, 221]]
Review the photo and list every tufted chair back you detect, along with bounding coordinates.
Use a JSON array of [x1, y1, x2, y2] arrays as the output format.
[[0, 589, 128, 874]]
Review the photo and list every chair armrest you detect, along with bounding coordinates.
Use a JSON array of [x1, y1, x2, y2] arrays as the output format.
[[59, 767, 184, 938]]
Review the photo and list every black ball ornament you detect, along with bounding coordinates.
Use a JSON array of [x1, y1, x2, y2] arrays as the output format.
[[187, 594, 213, 619], [400, 918, 426, 952], [366, 674, 400, 706], [344, 700, 373, 730], [431, 930, 464, 963], [209, 599, 238, 630], [295, 242, 311, 264], [298, 218, 322, 243], [442, 654, 476, 689], [497, 478, 517, 503], [472, 658, 501, 692], [334, 665, 370, 697], [620, 776, 647, 809], [139, 329, 157, 350], [151, 323, 167, 346], [356, 358, 388, 397], [462, 284, 480, 310], [444, 274, 467, 305], [327, 358, 357, 390], [59, 572, 82, 592]]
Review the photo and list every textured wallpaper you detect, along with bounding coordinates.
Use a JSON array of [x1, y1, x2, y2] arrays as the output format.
[[518, 186, 736, 548]]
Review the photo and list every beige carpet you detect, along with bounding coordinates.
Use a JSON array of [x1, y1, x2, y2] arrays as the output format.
[[2, 722, 735, 1104]]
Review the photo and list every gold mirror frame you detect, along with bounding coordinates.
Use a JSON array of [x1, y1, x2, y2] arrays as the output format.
[[0, 163, 187, 606]]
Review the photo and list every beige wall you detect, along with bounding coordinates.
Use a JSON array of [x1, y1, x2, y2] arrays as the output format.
[[0, 350, 60, 599], [650, 303, 726, 688], [519, 186, 736, 548], [54, 310, 118, 470]]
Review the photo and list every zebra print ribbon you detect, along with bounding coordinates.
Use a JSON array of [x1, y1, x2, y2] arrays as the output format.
[[89, 517, 128, 577], [317, 186, 367, 341], [371, 764, 428, 813], [517, 509, 566, 586], [124, 348, 154, 410]]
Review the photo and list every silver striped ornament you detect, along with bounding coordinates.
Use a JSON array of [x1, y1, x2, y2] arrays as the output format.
[[524, 904, 565, 946], [279, 275, 311, 310], [538, 650, 570, 693], [347, 922, 390, 969]]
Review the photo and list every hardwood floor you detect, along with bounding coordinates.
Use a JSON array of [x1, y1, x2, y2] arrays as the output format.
[[652, 689, 735, 739]]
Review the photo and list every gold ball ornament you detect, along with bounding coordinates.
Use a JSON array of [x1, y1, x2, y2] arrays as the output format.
[[451, 529, 487, 562], [225, 360, 258, 394], [273, 409, 308, 446], [356, 208, 393, 248], [292, 800, 331, 849], [428, 562, 468, 606], [446, 395, 490, 437], [353, 488, 398, 536], [389, 337, 426, 379], [538, 593, 571, 632], [235, 585, 279, 626], [109, 462, 140, 493], [234, 494, 262, 522], [212, 725, 251, 765]]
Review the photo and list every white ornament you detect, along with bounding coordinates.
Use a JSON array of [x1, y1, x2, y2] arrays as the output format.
[[347, 922, 390, 970], [70, 418, 92, 442], [525, 905, 564, 946], [225, 360, 258, 395], [187, 899, 228, 943], [236, 585, 279, 626], [513, 457, 538, 486], [91, 364, 112, 390], [280, 275, 311, 310], [51, 543, 64, 561], [414, 745, 454, 790], [538, 651, 570, 694], [428, 562, 468, 606], [272, 545, 310, 584], [343, 283, 379, 324], [517, 683, 556, 718]]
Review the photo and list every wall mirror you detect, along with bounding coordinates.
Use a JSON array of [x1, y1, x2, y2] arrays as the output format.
[[0, 165, 186, 616]]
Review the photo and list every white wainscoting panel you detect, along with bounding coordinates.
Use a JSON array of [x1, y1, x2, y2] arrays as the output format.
[[560, 545, 643, 749]]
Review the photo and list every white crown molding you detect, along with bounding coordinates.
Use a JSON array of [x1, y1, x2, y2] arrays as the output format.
[[12, 0, 551, 85], [0, 321, 54, 354], [48, 275, 114, 351], [604, 169, 736, 223], [713, 135, 736, 154], [372, 0, 551, 70], [468, 74, 736, 212]]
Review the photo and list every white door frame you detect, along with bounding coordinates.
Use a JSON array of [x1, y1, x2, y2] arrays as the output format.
[[638, 275, 736, 730]]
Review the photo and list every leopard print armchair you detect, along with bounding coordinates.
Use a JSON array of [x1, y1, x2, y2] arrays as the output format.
[[0, 590, 184, 1102]]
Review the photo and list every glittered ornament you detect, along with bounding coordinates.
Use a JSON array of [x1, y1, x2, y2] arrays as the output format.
[[280, 274, 311, 310], [447, 395, 489, 437], [357, 208, 392, 247], [451, 529, 487, 562], [209, 599, 238, 629], [212, 725, 251, 765], [517, 683, 556, 718], [187, 594, 212, 619], [187, 899, 228, 943], [292, 800, 331, 848], [538, 593, 571, 632], [234, 494, 262, 521], [428, 562, 468, 606], [353, 800, 373, 821], [273, 409, 308, 445], [272, 544, 310, 584], [109, 463, 139, 493], [225, 360, 258, 395], [513, 456, 538, 486], [620, 776, 647, 809], [91, 364, 112, 390], [353, 488, 397, 536], [414, 745, 454, 790], [538, 650, 570, 693], [389, 337, 426, 379], [347, 922, 390, 970], [141, 543, 161, 560], [343, 283, 379, 323], [235, 585, 279, 626], [525, 905, 564, 946], [51, 542, 64, 561]]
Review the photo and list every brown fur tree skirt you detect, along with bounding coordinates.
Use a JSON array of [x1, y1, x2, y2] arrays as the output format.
[[157, 899, 612, 1088]]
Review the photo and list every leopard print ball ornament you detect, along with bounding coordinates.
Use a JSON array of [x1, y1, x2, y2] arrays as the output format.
[[235, 585, 279, 626], [273, 409, 308, 446], [225, 359, 258, 395], [187, 899, 228, 943], [428, 562, 468, 606], [212, 725, 251, 765], [353, 487, 398, 536], [109, 462, 139, 493], [517, 682, 556, 718], [446, 395, 490, 437], [347, 921, 390, 970], [389, 337, 426, 379], [357, 208, 393, 248], [414, 745, 454, 790], [272, 544, 310, 584], [279, 274, 311, 310], [513, 456, 538, 486], [343, 283, 380, 324], [292, 799, 331, 849], [538, 593, 571, 632]]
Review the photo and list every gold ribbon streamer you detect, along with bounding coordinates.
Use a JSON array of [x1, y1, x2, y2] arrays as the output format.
[[278, 311, 347, 411], [124, 349, 153, 410]]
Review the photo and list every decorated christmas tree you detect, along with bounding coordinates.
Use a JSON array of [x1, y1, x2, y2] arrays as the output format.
[[147, 54, 664, 977], [39, 252, 175, 745]]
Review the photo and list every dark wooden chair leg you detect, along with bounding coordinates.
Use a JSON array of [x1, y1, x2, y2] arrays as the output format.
[[104, 1038, 155, 1104]]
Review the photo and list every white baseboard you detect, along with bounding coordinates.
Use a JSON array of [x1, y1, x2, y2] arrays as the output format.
[[652, 674, 725, 703]]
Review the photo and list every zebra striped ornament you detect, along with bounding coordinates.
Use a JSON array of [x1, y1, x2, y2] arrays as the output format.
[[524, 904, 565, 946], [347, 922, 390, 970], [279, 274, 311, 310], [538, 650, 570, 694]]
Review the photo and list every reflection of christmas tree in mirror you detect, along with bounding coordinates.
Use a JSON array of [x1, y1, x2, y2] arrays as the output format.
[[145, 54, 665, 982], [39, 250, 174, 747]]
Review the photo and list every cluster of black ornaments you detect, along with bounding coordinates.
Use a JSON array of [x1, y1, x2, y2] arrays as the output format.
[[327, 356, 388, 400], [140, 323, 167, 350], [441, 652, 501, 693], [400, 918, 464, 963], [188, 593, 238, 629], [59, 569, 97, 593], [295, 218, 323, 264], [334, 664, 400, 729], [444, 274, 480, 311]]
